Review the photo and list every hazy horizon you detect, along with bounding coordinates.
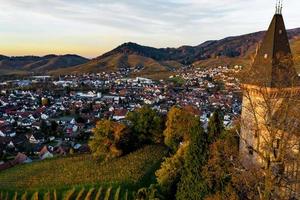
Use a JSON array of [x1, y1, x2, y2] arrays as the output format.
[[1, 0, 300, 58]]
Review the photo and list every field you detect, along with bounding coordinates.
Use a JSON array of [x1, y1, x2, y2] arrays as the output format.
[[0, 145, 167, 199]]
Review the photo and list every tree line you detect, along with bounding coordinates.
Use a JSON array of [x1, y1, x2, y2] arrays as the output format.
[[89, 105, 277, 200]]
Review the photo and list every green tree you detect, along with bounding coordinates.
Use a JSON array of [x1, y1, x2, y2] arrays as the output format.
[[156, 142, 188, 196], [163, 106, 199, 152], [88, 120, 131, 160], [176, 124, 209, 200], [207, 110, 224, 143], [126, 106, 163, 145]]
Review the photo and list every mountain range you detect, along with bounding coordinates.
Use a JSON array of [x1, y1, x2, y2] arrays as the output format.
[[2, 27, 300, 77]]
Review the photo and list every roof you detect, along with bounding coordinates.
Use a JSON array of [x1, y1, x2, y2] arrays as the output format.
[[243, 14, 300, 88]]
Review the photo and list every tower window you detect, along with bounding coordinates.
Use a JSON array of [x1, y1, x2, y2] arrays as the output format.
[[264, 54, 268, 59], [248, 146, 254, 155], [276, 139, 280, 149], [254, 129, 259, 138], [279, 30, 283, 34]]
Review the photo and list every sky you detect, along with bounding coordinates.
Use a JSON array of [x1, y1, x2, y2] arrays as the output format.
[[0, 0, 300, 58]]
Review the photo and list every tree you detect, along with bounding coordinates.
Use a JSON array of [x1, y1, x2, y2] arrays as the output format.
[[88, 120, 131, 160], [201, 130, 240, 199], [176, 124, 209, 200], [207, 110, 224, 143], [204, 186, 239, 200], [156, 142, 188, 195], [41, 97, 49, 106], [163, 106, 199, 152], [126, 106, 164, 146]]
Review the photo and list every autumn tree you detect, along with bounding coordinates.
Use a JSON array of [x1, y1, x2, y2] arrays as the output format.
[[163, 106, 199, 152], [201, 129, 241, 199], [126, 106, 164, 146], [89, 120, 132, 160]]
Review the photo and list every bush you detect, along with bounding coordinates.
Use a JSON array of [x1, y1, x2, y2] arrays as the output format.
[[89, 120, 131, 160], [126, 106, 164, 146]]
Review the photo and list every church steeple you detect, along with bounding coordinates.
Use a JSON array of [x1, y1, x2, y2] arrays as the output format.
[[275, 0, 283, 15], [244, 2, 299, 88]]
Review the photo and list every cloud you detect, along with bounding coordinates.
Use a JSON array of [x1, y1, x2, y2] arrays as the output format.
[[0, 0, 244, 34], [0, 0, 299, 57]]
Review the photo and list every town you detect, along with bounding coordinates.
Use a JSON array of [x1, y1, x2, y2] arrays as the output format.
[[0, 65, 242, 166]]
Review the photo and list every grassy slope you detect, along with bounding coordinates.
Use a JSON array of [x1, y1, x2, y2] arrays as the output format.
[[0, 145, 167, 191], [50, 53, 183, 77], [0, 69, 29, 76]]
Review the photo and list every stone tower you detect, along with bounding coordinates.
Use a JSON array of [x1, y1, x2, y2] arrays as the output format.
[[240, 6, 300, 198]]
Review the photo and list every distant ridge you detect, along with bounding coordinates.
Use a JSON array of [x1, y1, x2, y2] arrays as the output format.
[[0, 54, 89, 75]]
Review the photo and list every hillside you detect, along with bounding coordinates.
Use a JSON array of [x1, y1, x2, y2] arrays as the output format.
[[93, 28, 300, 64], [193, 37, 300, 72], [0, 145, 167, 199], [0, 54, 89, 75], [51, 53, 183, 76], [23, 54, 89, 72]]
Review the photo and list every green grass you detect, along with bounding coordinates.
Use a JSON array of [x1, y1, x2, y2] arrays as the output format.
[[0, 145, 167, 199]]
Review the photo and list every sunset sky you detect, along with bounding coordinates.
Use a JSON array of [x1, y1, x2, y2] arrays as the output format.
[[0, 0, 299, 58]]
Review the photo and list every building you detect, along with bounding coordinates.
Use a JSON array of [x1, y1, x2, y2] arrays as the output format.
[[240, 4, 300, 199]]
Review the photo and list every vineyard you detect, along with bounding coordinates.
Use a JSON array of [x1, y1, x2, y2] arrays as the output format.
[[0, 186, 131, 200], [0, 145, 167, 199]]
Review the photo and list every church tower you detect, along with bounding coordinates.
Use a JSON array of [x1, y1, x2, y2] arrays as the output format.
[[240, 2, 300, 198]]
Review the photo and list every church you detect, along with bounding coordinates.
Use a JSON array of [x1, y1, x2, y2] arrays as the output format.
[[240, 2, 300, 199]]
